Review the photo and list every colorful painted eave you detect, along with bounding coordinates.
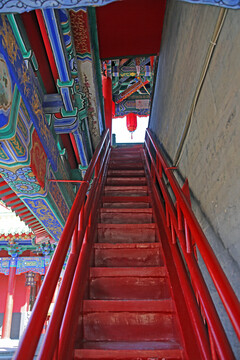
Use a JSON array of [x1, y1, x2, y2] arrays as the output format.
[[0, 0, 239, 13], [0, 180, 53, 242], [0, 0, 119, 13]]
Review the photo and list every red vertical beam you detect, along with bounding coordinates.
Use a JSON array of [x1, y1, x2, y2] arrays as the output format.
[[2, 261, 17, 338], [25, 284, 31, 312], [102, 76, 112, 141]]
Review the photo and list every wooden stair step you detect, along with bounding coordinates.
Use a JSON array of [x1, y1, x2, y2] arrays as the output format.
[[97, 223, 156, 243], [107, 169, 145, 177], [106, 177, 146, 186], [89, 267, 170, 300], [104, 185, 148, 197], [75, 348, 183, 360], [82, 300, 180, 342], [102, 202, 150, 208], [78, 340, 183, 350], [74, 347, 184, 359], [100, 208, 153, 224], [83, 299, 174, 312], [94, 242, 160, 249], [110, 154, 142, 159], [108, 162, 144, 170], [94, 242, 163, 267], [90, 267, 166, 278], [102, 196, 150, 208]]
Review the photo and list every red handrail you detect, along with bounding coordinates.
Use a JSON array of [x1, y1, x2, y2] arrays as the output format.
[[14, 129, 110, 360], [144, 153, 212, 359], [144, 128, 240, 359]]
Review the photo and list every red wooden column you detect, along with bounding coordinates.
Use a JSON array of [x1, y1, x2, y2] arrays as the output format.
[[102, 76, 112, 142], [2, 257, 17, 338]]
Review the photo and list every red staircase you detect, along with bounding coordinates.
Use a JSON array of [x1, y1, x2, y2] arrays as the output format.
[[74, 146, 186, 359], [14, 130, 240, 360]]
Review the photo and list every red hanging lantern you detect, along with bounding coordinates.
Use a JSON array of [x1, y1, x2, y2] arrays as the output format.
[[126, 113, 137, 139]]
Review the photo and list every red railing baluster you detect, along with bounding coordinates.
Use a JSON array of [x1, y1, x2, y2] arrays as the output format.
[[209, 329, 218, 360], [166, 204, 170, 227], [184, 217, 191, 253], [171, 219, 176, 244], [177, 202, 184, 230]]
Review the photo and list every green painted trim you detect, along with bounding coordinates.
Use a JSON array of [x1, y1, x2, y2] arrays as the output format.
[[57, 79, 74, 88], [7, 14, 28, 57], [0, 122, 34, 168], [7, 14, 46, 94], [70, 168, 82, 181], [78, 109, 88, 120], [7, 15, 38, 71], [60, 107, 78, 117], [30, 52, 39, 71], [1, 85, 21, 139], [9, 262, 17, 268], [45, 114, 52, 126]]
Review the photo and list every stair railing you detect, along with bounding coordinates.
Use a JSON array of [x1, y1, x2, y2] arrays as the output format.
[[14, 129, 111, 360], [144, 128, 240, 360]]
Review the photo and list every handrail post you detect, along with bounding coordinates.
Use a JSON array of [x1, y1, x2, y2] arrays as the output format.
[[71, 222, 79, 255], [177, 202, 184, 230]]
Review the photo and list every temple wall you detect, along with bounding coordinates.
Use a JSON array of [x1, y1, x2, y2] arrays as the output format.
[[150, 2, 240, 355], [150, 0, 240, 267]]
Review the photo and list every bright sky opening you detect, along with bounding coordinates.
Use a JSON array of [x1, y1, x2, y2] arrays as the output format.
[[112, 116, 149, 144]]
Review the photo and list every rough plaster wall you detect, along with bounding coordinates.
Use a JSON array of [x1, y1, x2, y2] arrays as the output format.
[[150, 1, 240, 355], [150, 0, 240, 265]]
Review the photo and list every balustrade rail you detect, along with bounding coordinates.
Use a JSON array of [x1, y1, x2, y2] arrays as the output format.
[[144, 128, 240, 360], [14, 129, 111, 360]]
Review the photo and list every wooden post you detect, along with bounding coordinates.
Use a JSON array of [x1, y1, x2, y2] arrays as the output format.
[[2, 258, 17, 338]]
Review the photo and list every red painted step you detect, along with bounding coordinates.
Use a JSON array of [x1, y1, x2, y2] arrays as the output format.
[[94, 243, 163, 267], [82, 300, 180, 342], [89, 267, 170, 300], [106, 177, 147, 186], [108, 162, 144, 170], [107, 169, 145, 177], [75, 347, 184, 359], [97, 223, 156, 243], [102, 196, 151, 208], [104, 185, 148, 197], [100, 208, 153, 224]]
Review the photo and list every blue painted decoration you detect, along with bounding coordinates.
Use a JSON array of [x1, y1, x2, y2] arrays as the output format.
[[24, 198, 64, 241], [0, 15, 59, 172], [0, 256, 51, 275], [0, 257, 10, 275], [0, 0, 118, 13], [178, 0, 240, 9]]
